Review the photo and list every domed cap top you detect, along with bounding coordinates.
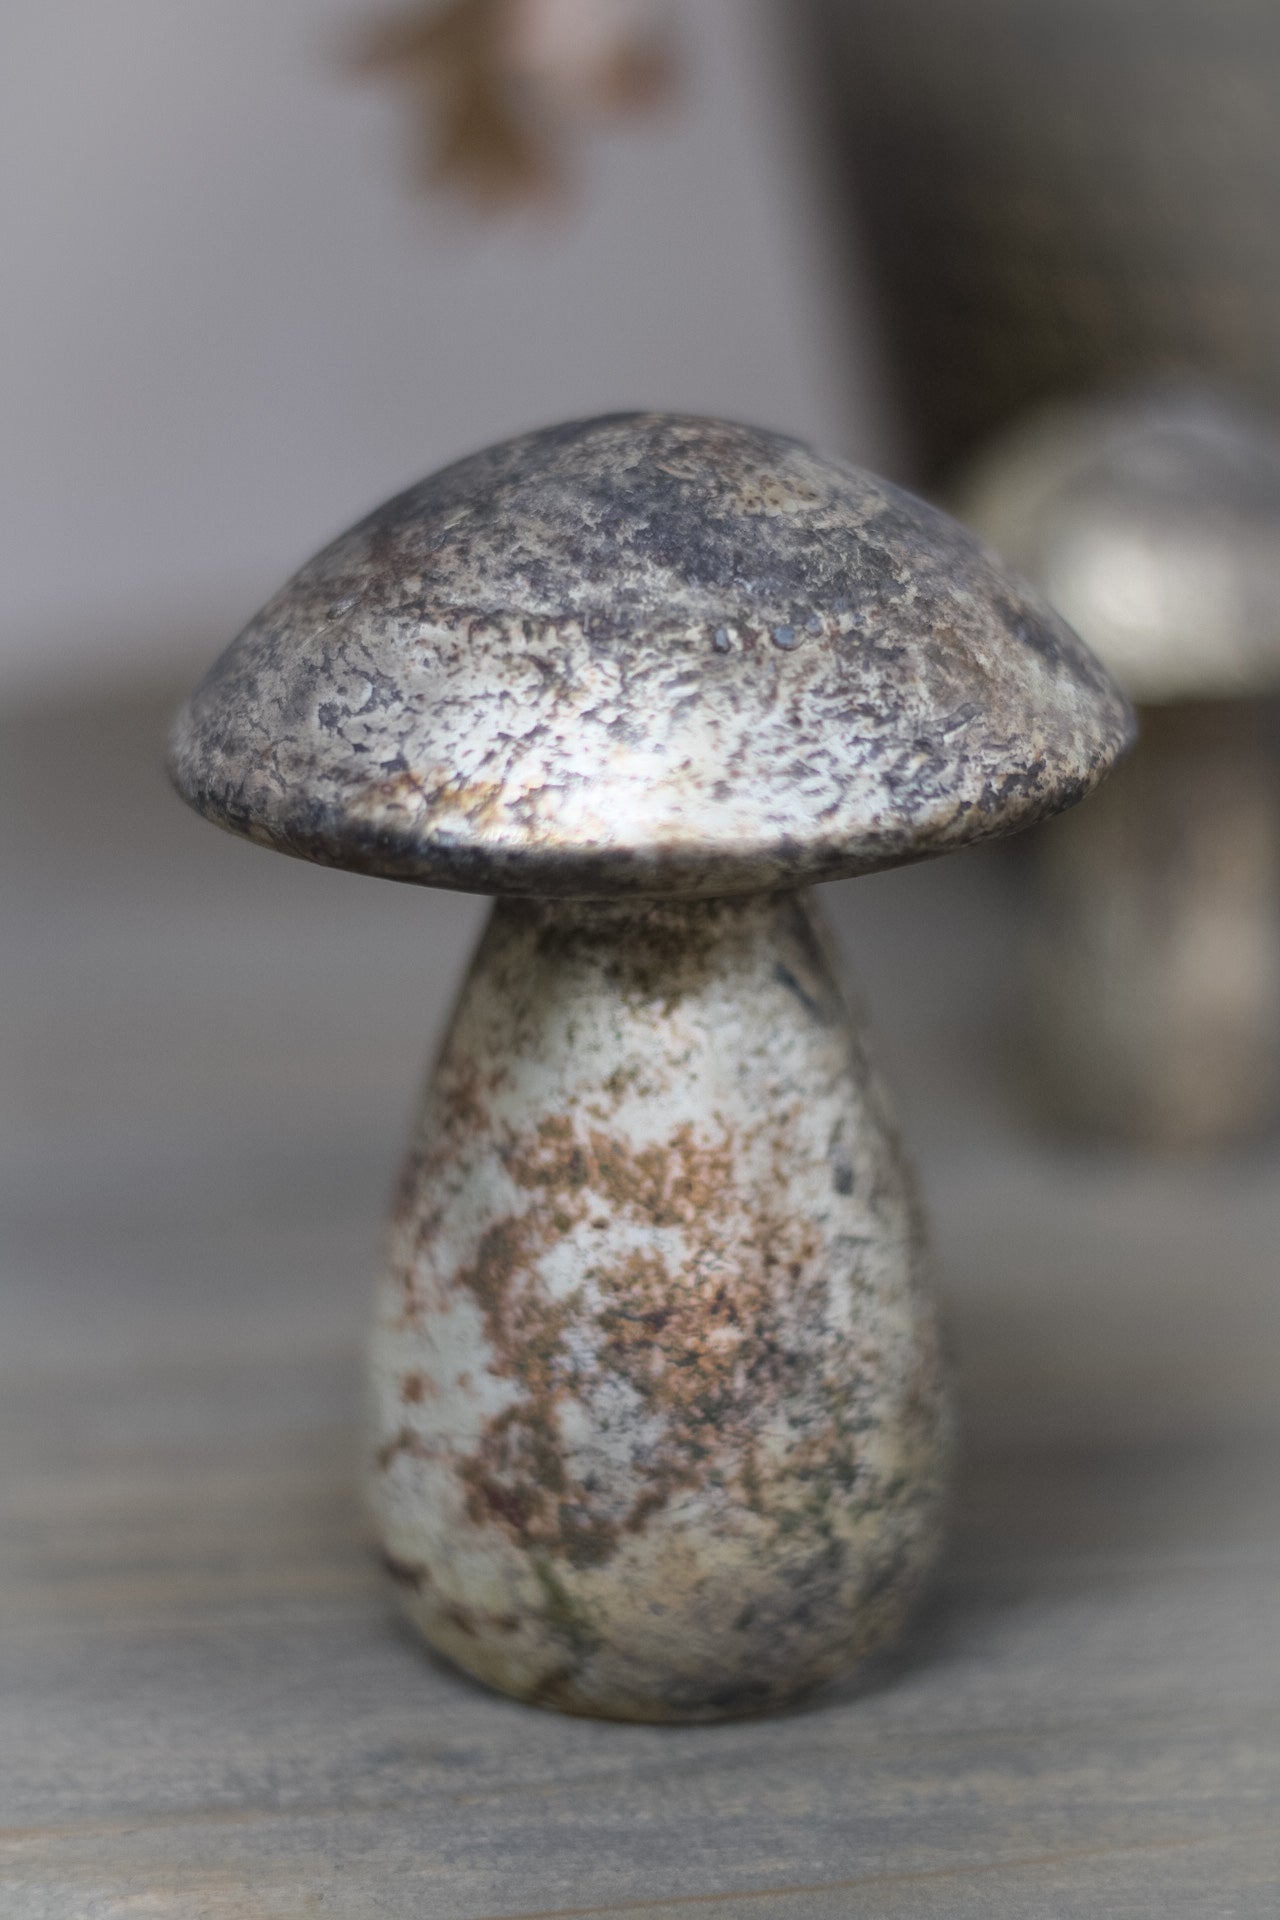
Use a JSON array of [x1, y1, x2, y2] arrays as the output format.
[[958, 392, 1280, 704], [170, 413, 1133, 896]]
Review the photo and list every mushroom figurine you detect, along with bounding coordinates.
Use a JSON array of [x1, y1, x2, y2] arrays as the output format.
[[958, 391, 1280, 1148], [169, 413, 1132, 1721]]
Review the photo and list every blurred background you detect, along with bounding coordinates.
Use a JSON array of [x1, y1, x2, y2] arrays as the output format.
[[3, 5, 1280, 1907]]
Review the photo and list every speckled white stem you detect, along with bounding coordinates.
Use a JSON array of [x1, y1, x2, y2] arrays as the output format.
[[367, 889, 950, 1722], [1027, 702, 1280, 1148]]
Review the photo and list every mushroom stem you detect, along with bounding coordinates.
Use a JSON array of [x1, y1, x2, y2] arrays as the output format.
[[368, 887, 950, 1721], [1027, 700, 1280, 1148]]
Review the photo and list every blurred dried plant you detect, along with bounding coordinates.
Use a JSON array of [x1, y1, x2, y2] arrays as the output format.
[[355, 0, 676, 209]]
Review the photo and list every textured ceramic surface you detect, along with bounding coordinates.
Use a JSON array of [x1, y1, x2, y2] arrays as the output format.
[[957, 393, 1280, 704], [169, 413, 1132, 898], [168, 414, 1132, 1719], [369, 890, 948, 1721]]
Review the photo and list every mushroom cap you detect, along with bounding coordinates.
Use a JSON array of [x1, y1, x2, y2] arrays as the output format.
[[170, 412, 1132, 897], [956, 391, 1280, 705]]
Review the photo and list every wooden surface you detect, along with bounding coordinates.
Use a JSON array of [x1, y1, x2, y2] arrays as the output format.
[[3, 682, 1279, 1916]]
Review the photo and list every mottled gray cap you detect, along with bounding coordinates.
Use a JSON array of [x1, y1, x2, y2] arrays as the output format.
[[957, 391, 1280, 704], [170, 412, 1133, 897]]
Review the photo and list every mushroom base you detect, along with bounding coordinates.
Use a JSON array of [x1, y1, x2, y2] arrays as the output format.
[[1026, 700, 1280, 1150], [368, 890, 951, 1722]]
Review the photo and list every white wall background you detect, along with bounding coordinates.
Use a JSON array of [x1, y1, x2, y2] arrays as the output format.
[[1, 0, 888, 700]]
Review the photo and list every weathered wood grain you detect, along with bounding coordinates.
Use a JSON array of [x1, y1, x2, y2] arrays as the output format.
[[3, 1348, 1277, 1917]]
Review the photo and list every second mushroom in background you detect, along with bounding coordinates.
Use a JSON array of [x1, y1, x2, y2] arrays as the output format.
[[957, 390, 1280, 1150]]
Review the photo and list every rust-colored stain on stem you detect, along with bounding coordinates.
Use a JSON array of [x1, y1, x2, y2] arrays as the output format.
[[369, 893, 949, 1720]]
